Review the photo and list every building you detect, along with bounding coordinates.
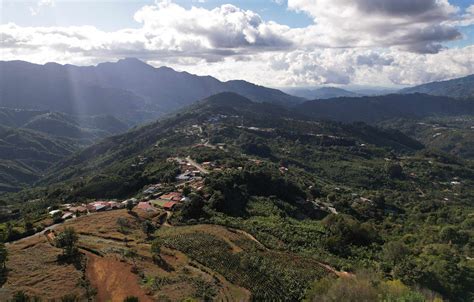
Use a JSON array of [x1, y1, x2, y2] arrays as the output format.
[[69, 206, 88, 214], [87, 201, 111, 212], [49, 209, 62, 217], [137, 201, 156, 212], [160, 192, 182, 202], [61, 212, 74, 220], [163, 201, 177, 211]]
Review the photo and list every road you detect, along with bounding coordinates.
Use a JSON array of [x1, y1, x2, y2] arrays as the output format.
[[184, 156, 209, 174], [6, 213, 92, 245]]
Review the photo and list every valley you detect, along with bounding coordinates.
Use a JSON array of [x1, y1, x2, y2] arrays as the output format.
[[0, 90, 472, 301]]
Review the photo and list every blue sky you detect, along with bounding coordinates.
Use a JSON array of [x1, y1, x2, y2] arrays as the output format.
[[2, 0, 472, 32], [1, 0, 313, 29], [1, 0, 473, 87]]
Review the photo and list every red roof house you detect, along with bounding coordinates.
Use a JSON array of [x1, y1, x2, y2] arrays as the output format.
[[163, 201, 177, 211], [160, 192, 182, 201], [137, 201, 156, 212]]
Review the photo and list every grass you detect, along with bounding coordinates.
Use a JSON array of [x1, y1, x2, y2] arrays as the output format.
[[2, 235, 86, 300]]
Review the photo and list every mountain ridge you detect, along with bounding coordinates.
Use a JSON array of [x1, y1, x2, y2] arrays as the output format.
[[400, 73, 474, 98]]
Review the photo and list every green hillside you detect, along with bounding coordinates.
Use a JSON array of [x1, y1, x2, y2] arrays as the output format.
[[3, 92, 473, 300], [400, 74, 474, 99], [0, 108, 128, 192]]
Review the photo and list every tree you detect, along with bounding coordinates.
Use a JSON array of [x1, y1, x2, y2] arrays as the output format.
[[181, 193, 205, 219], [124, 248, 138, 272], [0, 242, 7, 269], [61, 294, 79, 302], [383, 241, 410, 264], [182, 186, 191, 196], [52, 211, 63, 224], [141, 220, 156, 239], [12, 291, 30, 302], [151, 239, 162, 263], [117, 217, 130, 234], [386, 162, 403, 179], [24, 219, 34, 234], [123, 297, 139, 302], [55, 227, 79, 259], [126, 200, 134, 213]]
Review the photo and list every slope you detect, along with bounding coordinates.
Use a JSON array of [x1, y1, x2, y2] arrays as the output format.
[[400, 74, 474, 99], [295, 93, 474, 123], [0, 109, 129, 193], [0, 59, 303, 124]]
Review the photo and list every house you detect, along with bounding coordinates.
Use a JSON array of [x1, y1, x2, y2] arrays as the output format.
[[49, 209, 62, 217], [176, 173, 191, 181], [122, 198, 138, 205], [69, 206, 88, 214], [87, 201, 110, 212], [137, 201, 156, 212], [61, 212, 74, 220], [160, 192, 182, 201], [107, 201, 122, 209], [163, 201, 177, 211]]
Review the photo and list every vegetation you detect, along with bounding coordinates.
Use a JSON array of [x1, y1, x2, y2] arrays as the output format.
[[2, 93, 473, 301], [55, 227, 79, 260]]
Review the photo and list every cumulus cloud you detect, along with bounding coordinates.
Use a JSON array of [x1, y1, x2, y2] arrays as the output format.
[[287, 0, 464, 53], [134, 1, 292, 51]]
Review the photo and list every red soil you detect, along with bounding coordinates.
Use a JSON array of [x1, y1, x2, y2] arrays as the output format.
[[86, 254, 153, 302]]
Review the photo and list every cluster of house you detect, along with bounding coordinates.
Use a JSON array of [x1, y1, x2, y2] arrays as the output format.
[[139, 191, 190, 212], [87, 200, 126, 212], [48, 199, 137, 220], [172, 158, 204, 182], [48, 203, 88, 220], [143, 184, 163, 196]]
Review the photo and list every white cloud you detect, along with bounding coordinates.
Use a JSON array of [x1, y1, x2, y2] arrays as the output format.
[[29, 0, 55, 16], [287, 0, 464, 53], [1, 0, 473, 87]]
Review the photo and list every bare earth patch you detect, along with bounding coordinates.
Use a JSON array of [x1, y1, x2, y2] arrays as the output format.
[[86, 253, 152, 302]]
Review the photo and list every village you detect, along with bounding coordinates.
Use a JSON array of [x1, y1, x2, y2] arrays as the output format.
[[47, 156, 212, 221]]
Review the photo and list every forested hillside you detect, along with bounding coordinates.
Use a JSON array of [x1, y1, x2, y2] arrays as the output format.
[[2, 92, 472, 301]]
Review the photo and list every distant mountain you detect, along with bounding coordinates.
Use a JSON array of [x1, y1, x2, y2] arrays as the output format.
[[285, 87, 359, 99], [400, 74, 474, 99], [0, 108, 128, 192], [0, 59, 303, 123], [295, 93, 474, 123]]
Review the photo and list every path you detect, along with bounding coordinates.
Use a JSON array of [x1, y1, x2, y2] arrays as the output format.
[[162, 211, 172, 227], [5, 214, 83, 245], [185, 156, 209, 174]]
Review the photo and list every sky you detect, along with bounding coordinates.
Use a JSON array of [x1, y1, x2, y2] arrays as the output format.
[[1, 0, 474, 88]]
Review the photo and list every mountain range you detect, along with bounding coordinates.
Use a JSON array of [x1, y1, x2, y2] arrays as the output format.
[[1, 59, 474, 193], [0, 59, 303, 124], [284, 87, 360, 99], [400, 74, 474, 98]]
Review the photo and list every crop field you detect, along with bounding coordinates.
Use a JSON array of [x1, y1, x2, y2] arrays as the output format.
[[157, 224, 330, 301]]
